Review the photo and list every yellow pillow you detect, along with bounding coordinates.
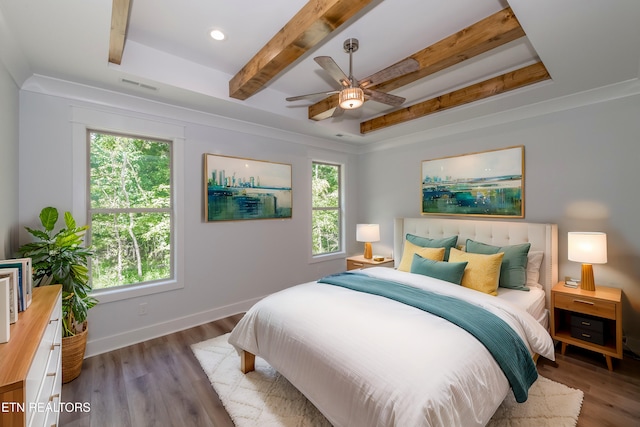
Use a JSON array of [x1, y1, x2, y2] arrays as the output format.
[[448, 248, 504, 296], [398, 240, 445, 272]]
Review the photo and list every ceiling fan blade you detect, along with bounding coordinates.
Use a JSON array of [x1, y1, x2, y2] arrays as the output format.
[[358, 58, 419, 88], [315, 56, 350, 87], [286, 90, 339, 102], [364, 89, 406, 106], [331, 105, 344, 118]]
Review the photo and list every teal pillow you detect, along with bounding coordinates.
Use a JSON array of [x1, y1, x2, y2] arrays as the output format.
[[410, 254, 468, 285], [406, 234, 458, 261], [465, 239, 531, 291]]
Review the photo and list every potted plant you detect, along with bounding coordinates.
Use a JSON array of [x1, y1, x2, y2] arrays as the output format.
[[18, 206, 97, 383]]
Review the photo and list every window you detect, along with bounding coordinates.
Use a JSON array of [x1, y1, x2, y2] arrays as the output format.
[[311, 162, 342, 256], [88, 131, 173, 290]]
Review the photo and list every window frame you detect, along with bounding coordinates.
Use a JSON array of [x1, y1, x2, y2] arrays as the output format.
[[87, 130, 175, 291], [71, 106, 185, 304], [310, 160, 344, 260]]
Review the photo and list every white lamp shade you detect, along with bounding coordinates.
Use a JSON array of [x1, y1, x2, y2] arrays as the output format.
[[356, 224, 380, 242], [568, 232, 607, 264], [339, 87, 364, 109]]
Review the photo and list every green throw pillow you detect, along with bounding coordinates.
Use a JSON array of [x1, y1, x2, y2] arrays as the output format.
[[410, 254, 468, 285], [406, 233, 458, 261], [465, 239, 531, 291]]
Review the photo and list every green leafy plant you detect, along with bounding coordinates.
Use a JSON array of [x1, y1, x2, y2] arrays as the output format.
[[18, 207, 97, 337]]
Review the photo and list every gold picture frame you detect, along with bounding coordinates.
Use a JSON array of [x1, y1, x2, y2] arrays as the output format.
[[421, 146, 524, 218]]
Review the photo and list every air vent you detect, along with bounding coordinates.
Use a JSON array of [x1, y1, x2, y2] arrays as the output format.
[[120, 78, 158, 91]]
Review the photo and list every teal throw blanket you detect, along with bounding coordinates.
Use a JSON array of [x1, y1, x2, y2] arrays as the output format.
[[318, 272, 537, 402]]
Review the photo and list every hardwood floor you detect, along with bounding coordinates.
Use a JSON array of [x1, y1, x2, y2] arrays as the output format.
[[61, 314, 640, 427]]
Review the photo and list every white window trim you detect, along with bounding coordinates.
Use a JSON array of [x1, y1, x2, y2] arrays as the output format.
[[308, 158, 345, 263], [71, 106, 185, 304]]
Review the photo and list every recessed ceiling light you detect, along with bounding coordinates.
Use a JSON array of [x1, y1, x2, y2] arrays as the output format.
[[210, 29, 225, 41]]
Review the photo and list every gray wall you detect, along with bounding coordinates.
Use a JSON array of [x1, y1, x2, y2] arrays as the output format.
[[0, 60, 19, 258], [18, 86, 357, 355], [14, 75, 640, 355], [357, 94, 640, 348]]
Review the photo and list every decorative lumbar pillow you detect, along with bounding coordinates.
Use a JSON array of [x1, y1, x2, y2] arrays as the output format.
[[465, 239, 531, 291], [410, 254, 468, 285], [526, 251, 544, 288], [398, 240, 446, 272], [448, 248, 504, 296], [406, 233, 458, 261]]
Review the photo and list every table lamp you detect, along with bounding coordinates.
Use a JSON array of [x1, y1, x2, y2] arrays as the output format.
[[356, 224, 380, 260], [568, 232, 607, 291]]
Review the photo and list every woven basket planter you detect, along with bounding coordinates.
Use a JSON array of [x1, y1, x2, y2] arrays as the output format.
[[62, 322, 88, 384]]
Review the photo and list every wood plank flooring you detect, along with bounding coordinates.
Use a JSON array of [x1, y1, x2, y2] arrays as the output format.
[[61, 314, 640, 427]]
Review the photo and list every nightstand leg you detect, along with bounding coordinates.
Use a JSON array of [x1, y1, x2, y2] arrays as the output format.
[[605, 355, 613, 371], [561, 342, 568, 355]]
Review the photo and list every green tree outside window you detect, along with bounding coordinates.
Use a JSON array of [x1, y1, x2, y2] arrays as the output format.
[[312, 162, 342, 255]]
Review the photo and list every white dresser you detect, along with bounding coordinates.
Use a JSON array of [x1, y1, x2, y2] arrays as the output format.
[[0, 285, 62, 427]]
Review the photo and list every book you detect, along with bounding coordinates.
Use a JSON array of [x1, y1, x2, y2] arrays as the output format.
[[0, 277, 9, 343], [0, 268, 19, 323], [0, 258, 32, 311]]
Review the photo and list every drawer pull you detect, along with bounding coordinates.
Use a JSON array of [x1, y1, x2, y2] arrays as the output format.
[[352, 263, 364, 267], [573, 299, 595, 305], [50, 393, 60, 400], [581, 333, 592, 338], [581, 321, 591, 326], [49, 317, 60, 323]]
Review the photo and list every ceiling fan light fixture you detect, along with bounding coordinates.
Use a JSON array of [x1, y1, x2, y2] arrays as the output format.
[[339, 87, 364, 109]]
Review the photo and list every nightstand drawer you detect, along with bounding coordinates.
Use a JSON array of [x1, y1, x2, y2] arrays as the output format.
[[570, 314, 604, 334], [570, 326, 605, 346], [570, 313, 605, 346], [554, 293, 616, 319], [347, 259, 368, 270]]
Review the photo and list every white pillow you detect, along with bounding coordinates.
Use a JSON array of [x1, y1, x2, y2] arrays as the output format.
[[526, 251, 544, 288]]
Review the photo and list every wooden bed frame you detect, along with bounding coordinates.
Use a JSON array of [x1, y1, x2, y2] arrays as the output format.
[[240, 218, 558, 373]]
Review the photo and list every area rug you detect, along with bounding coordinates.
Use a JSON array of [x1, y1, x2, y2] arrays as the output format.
[[192, 334, 583, 427]]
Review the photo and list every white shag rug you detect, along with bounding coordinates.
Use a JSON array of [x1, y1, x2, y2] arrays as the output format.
[[192, 334, 583, 427]]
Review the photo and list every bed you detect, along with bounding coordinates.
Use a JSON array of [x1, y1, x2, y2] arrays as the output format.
[[229, 218, 558, 427]]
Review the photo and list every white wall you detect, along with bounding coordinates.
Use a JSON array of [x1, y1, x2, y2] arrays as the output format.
[[16, 75, 640, 355], [0, 60, 19, 258], [357, 93, 640, 348], [18, 85, 358, 356]]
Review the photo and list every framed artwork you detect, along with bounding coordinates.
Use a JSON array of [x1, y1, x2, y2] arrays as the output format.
[[204, 154, 292, 221], [421, 145, 524, 217]]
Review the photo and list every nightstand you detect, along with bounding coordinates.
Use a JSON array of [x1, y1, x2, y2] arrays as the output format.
[[346, 255, 394, 271], [550, 281, 622, 371]]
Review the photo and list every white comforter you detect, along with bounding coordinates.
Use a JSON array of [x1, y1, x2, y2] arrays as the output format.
[[229, 267, 555, 427]]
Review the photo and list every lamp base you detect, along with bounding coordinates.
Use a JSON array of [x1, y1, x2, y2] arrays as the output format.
[[363, 242, 373, 260], [580, 263, 596, 291]]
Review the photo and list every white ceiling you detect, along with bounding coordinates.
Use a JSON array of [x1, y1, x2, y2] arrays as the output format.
[[1, 0, 639, 146]]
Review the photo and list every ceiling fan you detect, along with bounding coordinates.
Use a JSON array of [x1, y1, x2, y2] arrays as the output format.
[[286, 38, 419, 117]]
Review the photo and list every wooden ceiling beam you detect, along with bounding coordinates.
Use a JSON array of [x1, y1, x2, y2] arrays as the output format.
[[360, 62, 550, 134], [229, 0, 374, 101], [310, 7, 526, 120], [108, 0, 131, 65]]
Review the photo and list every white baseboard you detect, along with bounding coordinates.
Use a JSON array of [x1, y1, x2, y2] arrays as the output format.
[[84, 296, 263, 358]]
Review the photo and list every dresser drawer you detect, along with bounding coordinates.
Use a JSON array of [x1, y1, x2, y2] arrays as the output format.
[[25, 296, 62, 427], [554, 293, 616, 319]]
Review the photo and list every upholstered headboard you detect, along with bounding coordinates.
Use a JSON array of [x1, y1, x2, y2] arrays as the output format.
[[394, 218, 558, 307]]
